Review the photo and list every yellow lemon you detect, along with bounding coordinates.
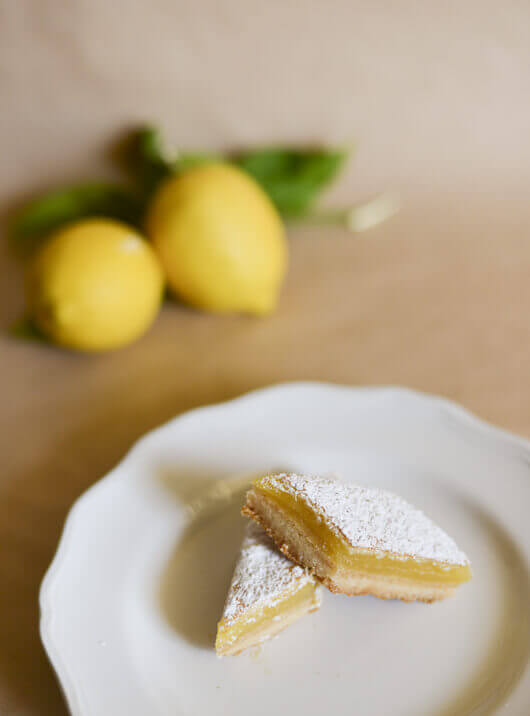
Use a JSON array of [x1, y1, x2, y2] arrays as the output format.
[[27, 219, 164, 352], [146, 163, 287, 315]]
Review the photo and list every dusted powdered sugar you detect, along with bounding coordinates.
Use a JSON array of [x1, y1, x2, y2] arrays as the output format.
[[222, 522, 316, 624], [260, 473, 470, 566]]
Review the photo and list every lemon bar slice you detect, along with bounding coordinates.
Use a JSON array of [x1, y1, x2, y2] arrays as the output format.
[[242, 473, 472, 603], [215, 522, 322, 656]]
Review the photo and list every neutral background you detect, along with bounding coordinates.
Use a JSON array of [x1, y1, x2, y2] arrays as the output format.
[[1, 2, 529, 713]]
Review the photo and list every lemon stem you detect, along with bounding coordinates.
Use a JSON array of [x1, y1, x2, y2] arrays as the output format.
[[296, 193, 400, 233]]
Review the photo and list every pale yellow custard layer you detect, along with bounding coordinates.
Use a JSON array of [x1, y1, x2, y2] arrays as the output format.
[[255, 482, 472, 587], [215, 581, 318, 654]]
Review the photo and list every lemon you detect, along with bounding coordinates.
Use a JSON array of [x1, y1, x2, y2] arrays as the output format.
[[146, 163, 287, 315], [27, 219, 164, 352]]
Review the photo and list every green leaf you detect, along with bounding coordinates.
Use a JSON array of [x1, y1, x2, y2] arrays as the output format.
[[9, 316, 47, 342], [10, 183, 143, 254], [126, 126, 220, 198], [129, 127, 174, 194], [136, 126, 171, 166], [233, 148, 348, 217]]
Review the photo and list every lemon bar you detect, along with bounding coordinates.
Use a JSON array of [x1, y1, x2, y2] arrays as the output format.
[[215, 522, 322, 656], [242, 473, 472, 603]]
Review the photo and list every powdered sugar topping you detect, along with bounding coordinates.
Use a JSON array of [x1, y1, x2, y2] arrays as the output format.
[[259, 474, 470, 566], [221, 522, 317, 624]]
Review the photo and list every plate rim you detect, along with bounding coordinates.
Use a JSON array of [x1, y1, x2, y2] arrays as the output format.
[[39, 381, 530, 715]]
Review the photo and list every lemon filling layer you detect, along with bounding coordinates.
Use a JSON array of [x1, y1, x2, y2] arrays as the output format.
[[216, 521, 321, 655], [255, 484, 472, 587], [216, 581, 318, 653]]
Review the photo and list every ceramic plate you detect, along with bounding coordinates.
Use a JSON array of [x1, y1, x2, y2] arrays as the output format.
[[40, 383, 530, 715]]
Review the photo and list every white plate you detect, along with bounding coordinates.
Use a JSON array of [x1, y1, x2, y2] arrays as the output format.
[[40, 383, 530, 716]]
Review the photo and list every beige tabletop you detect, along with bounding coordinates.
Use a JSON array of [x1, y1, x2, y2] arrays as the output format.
[[1, 2, 529, 714]]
